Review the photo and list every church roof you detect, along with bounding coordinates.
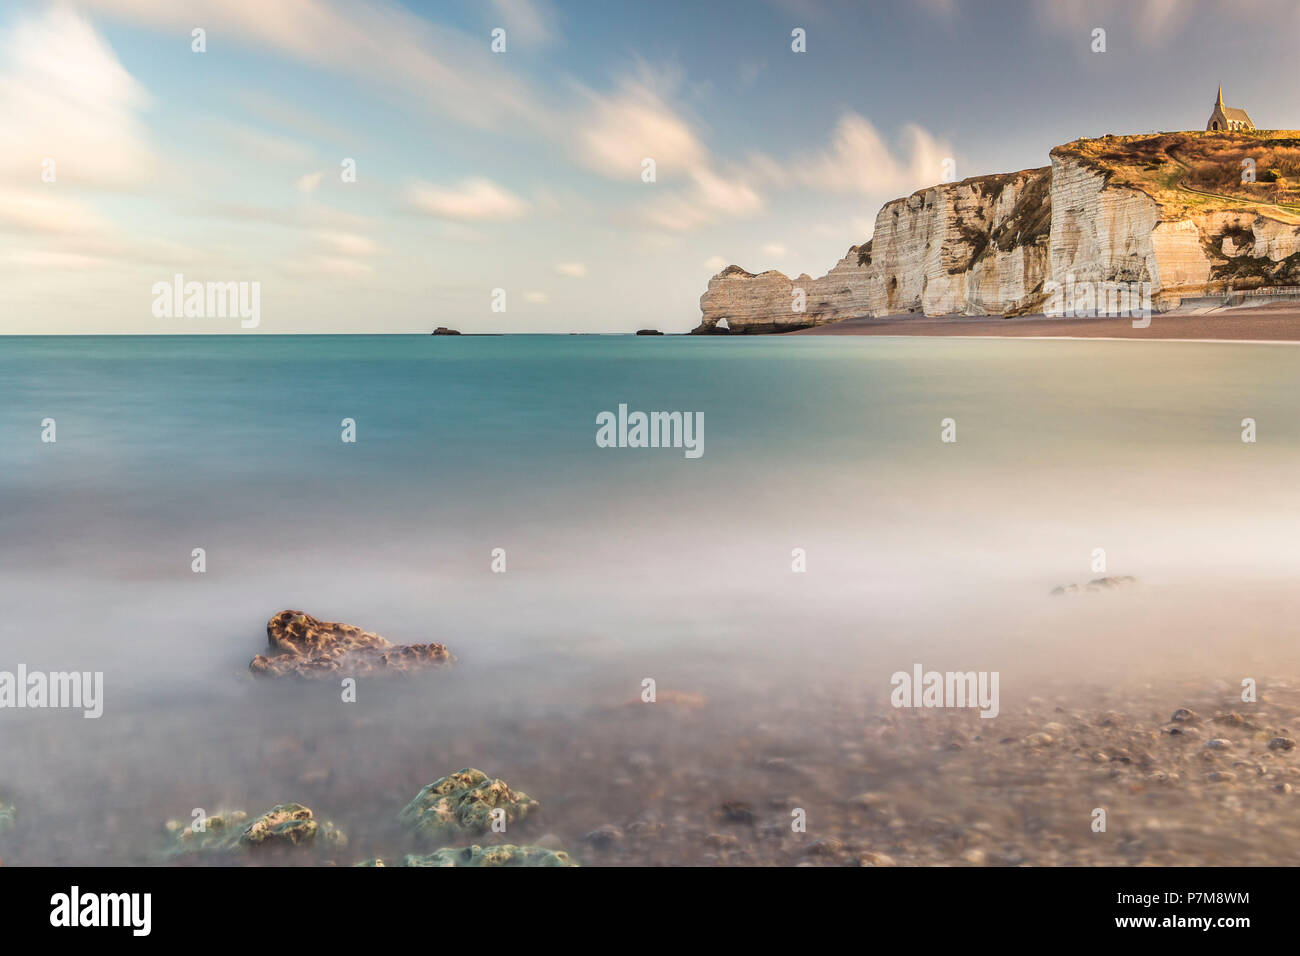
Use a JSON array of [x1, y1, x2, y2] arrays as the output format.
[[1221, 106, 1254, 124]]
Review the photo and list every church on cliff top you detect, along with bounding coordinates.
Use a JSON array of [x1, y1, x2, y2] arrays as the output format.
[[1207, 84, 1255, 131]]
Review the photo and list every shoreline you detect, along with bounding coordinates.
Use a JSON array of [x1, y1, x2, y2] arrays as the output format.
[[784, 304, 1300, 341]]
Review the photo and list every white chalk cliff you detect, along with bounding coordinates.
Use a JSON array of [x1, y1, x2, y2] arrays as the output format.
[[695, 132, 1300, 332]]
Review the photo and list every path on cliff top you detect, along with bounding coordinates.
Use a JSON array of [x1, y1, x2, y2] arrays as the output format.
[[1165, 148, 1300, 220]]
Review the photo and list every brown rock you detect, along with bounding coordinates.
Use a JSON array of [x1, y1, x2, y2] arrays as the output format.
[[249, 610, 455, 679]]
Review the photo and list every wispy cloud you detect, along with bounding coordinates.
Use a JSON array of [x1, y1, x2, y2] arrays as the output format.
[[80, 0, 551, 130], [574, 72, 710, 180], [0, 6, 155, 186], [758, 112, 952, 196], [296, 170, 326, 193], [313, 231, 380, 257], [406, 178, 531, 221]]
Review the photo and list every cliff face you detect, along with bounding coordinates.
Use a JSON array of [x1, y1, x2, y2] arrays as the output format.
[[693, 248, 874, 333], [695, 131, 1300, 331], [695, 168, 1051, 332]]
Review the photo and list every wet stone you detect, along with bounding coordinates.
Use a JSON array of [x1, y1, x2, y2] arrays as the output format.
[[402, 844, 577, 867], [398, 768, 539, 842], [718, 802, 757, 825], [582, 824, 624, 848]]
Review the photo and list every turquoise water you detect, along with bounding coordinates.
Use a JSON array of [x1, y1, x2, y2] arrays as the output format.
[[3, 334, 1300, 863], [5, 332, 1300, 676]]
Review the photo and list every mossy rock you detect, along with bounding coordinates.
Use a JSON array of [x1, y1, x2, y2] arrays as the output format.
[[399, 769, 539, 841], [400, 844, 577, 867], [241, 803, 346, 849], [165, 803, 346, 855], [0, 799, 15, 836], [164, 810, 249, 854]]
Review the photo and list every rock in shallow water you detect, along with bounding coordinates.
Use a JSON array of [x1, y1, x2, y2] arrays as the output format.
[[249, 610, 455, 679], [399, 768, 539, 841], [582, 824, 624, 848], [400, 844, 577, 867], [165, 803, 346, 855], [1052, 576, 1137, 596]]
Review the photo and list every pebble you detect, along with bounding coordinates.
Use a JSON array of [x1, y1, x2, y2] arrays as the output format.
[[718, 802, 757, 825], [582, 824, 624, 848], [805, 838, 844, 857], [1268, 737, 1296, 752], [625, 751, 654, 770]]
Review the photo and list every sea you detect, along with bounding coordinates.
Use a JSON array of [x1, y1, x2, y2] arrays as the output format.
[[2, 334, 1299, 864]]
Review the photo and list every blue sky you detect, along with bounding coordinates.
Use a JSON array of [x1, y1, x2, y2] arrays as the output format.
[[2, 0, 1297, 333]]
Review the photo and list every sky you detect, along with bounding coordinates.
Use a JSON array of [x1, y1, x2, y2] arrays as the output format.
[[2, 0, 1298, 334]]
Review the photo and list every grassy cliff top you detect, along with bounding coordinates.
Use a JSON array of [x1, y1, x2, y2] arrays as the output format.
[[1052, 130, 1300, 224]]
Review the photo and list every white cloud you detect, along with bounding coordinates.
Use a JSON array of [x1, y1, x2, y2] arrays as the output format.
[[314, 231, 380, 257], [572, 69, 766, 232], [81, 0, 549, 131], [555, 261, 586, 277], [282, 255, 375, 279], [0, 189, 114, 237], [574, 74, 709, 181], [5, 249, 108, 270], [296, 170, 326, 193], [0, 6, 155, 186], [523, 290, 548, 303], [639, 167, 763, 231], [703, 255, 728, 271], [757, 112, 952, 197], [761, 243, 787, 258], [406, 178, 530, 221], [0, 186, 203, 269]]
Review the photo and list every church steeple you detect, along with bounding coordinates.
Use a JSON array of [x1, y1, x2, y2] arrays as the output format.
[[1206, 85, 1255, 132]]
